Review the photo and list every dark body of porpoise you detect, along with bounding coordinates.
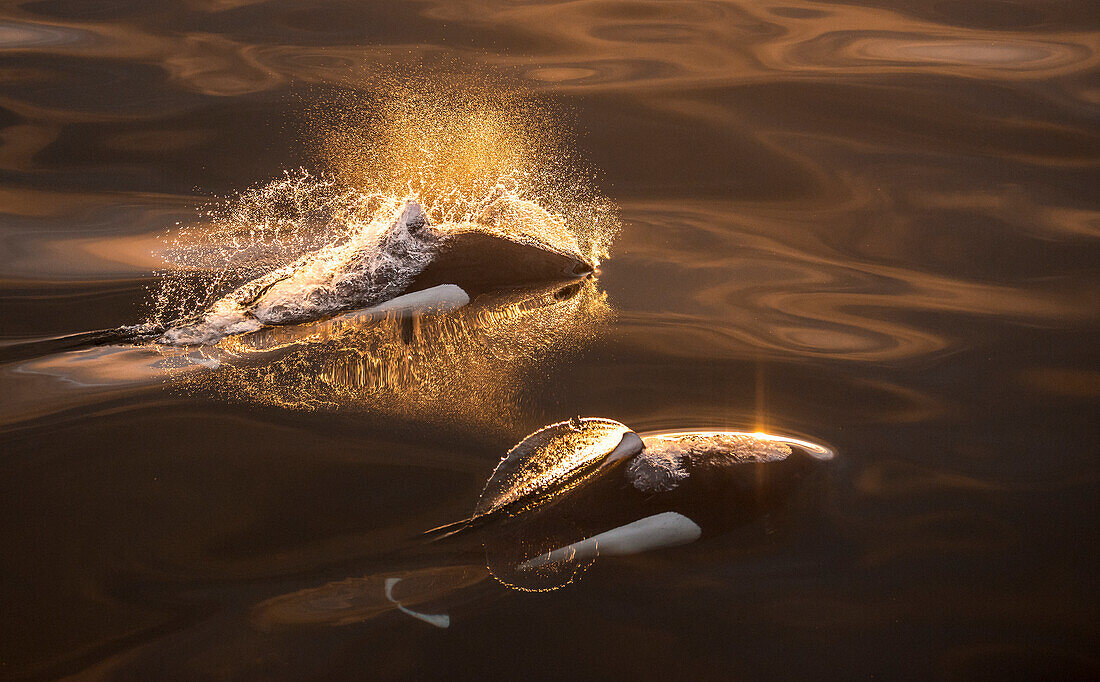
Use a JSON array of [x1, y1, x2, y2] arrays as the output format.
[[0, 198, 594, 362]]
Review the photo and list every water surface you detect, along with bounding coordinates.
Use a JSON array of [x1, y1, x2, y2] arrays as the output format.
[[1, 0, 1097, 678]]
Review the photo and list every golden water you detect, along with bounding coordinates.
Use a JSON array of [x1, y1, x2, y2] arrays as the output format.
[[0, 0, 1096, 678]]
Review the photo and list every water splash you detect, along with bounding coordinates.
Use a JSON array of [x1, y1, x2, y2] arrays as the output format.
[[149, 72, 619, 340]]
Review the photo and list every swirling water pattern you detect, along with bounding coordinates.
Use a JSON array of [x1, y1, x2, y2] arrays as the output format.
[[0, 0, 1096, 678]]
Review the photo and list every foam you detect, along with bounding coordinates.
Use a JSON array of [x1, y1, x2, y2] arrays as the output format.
[[159, 201, 443, 345]]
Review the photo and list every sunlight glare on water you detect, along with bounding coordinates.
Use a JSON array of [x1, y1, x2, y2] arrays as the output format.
[[0, 0, 1096, 679]]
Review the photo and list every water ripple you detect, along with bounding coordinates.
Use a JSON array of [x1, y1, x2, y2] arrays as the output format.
[[613, 199, 1091, 363], [0, 0, 1092, 107]]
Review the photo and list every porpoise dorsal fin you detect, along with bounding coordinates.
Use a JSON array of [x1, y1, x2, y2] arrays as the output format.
[[398, 200, 428, 233]]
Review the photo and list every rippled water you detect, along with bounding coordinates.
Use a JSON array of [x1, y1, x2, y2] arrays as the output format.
[[1, 1, 1097, 678]]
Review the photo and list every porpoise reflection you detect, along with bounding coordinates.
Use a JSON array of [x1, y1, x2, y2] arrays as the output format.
[[0, 275, 607, 427], [253, 419, 833, 628], [196, 275, 608, 420]]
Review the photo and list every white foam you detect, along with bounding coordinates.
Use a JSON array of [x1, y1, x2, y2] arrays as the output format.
[[158, 201, 442, 345]]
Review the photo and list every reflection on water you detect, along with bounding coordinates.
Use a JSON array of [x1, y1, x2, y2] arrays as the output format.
[[0, 277, 609, 429], [431, 0, 1098, 89], [189, 278, 609, 425], [1, 0, 1097, 678], [9, 0, 1091, 97], [610, 199, 1090, 363], [253, 565, 490, 630]]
